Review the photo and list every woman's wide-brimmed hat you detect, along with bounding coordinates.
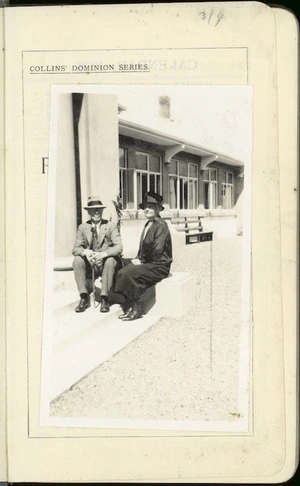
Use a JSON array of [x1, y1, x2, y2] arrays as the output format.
[[139, 191, 164, 211], [84, 196, 106, 210]]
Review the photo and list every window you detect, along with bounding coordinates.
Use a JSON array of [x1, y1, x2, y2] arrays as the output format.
[[203, 168, 217, 209], [119, 147, 128, 209], [221, 171, 234, 209], [169, 160, 198, 209], [118, 148, 162, 210], [136, 152, 161, 206]]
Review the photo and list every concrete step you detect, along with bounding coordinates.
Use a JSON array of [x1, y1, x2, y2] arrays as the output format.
[[50, 310, 162, 401], [47, 269, 195, 401], [52, 289, 121, 352], [148, 272, 196, 318], [53, 289, 80, 318], [49, 287, 162, 401]]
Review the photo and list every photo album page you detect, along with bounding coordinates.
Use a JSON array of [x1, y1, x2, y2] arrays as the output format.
[[1, 2, 298, 483]]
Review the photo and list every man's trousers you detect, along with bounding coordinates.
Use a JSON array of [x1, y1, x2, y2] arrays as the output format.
[[73, 255, 121, 297]]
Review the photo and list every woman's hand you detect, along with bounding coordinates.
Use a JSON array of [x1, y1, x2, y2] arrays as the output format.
[[131, 258, 141, 265]]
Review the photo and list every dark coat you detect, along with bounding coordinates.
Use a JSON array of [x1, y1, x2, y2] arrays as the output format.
[[137, 216, 172, 266], [114, 216, 172, 302]]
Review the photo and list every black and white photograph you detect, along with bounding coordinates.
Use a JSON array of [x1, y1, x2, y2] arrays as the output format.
[[40, 84, 252, 432], [1, 1, 298, 481]]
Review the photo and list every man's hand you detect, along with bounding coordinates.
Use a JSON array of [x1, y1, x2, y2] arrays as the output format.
[[82, 249, 94, 259], [131, 258, 141, 265], [98, 251, 108, 259], [83, 250, 108, 266], [94, 251, 108, 265]]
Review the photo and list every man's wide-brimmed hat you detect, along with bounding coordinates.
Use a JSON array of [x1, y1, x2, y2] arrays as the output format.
[[139, 191, 164, 211], [84, 196, 106, 210]]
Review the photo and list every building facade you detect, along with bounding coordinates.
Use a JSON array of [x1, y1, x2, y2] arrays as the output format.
[[118, 130, 244, 214], [53, 91, 245, 268], [116, 92, 244, 242]]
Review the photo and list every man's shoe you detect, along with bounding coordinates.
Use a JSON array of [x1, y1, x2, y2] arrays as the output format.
[[75, 296, 90, 313], [100, 296, 110, 313]]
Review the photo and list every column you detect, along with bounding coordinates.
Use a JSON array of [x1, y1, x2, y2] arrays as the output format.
[[78, 94, 119, 223], [54, 93, 77, 264]]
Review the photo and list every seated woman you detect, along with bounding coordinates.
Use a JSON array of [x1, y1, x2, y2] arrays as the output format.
[[114, 191, 173, 321]]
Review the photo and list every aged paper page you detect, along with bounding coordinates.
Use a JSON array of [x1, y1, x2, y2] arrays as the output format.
[[4, 2, 298, 482], [0, 6, 7, 483], [274, 6, 299, 479]]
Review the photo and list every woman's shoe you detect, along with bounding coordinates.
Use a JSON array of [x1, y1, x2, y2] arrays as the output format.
[[118, 302, 132, 319], [118, 307, 132, 319], [122, 302, 143, 321]]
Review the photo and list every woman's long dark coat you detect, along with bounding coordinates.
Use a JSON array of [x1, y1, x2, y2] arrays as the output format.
[[114, 216, 172, 303]]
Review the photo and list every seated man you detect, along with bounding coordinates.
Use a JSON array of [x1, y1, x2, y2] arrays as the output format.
[[114, 191, 172, 321], [73, 196, 123, 313]]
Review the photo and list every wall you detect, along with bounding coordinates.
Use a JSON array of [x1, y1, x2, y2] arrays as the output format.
[[54, 93, 77, 260], [79, 94, 119, 223], [54, 93, 120, 268]]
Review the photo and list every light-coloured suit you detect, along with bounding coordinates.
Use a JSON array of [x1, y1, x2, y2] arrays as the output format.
[[72, 219, 123, 297]]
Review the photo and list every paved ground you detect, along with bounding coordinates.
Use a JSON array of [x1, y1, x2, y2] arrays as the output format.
[[50, 235, 246, 425]]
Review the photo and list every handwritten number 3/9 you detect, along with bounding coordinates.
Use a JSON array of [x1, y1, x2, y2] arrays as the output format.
[[199, 9, 224, 27]]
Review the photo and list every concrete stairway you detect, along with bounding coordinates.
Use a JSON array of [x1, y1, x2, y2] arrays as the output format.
[[50, 285, 162, 401], [47, 269, 195, 402]]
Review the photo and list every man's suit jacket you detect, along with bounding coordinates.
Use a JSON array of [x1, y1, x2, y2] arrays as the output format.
[[72, 219, 123, 258]]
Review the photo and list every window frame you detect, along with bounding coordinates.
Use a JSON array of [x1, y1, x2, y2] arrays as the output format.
[[135, 151, 162, 209], [203, 168, 218, 210], [221, 170, 234, 209], [119, 147, 128, 209], [168, 159, 198, 210]]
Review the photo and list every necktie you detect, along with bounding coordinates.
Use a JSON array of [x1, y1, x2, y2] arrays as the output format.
[[91, 226, 98, 250]]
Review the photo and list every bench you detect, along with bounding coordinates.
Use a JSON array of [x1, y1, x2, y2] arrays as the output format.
[[171, 216, 213, 245]]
